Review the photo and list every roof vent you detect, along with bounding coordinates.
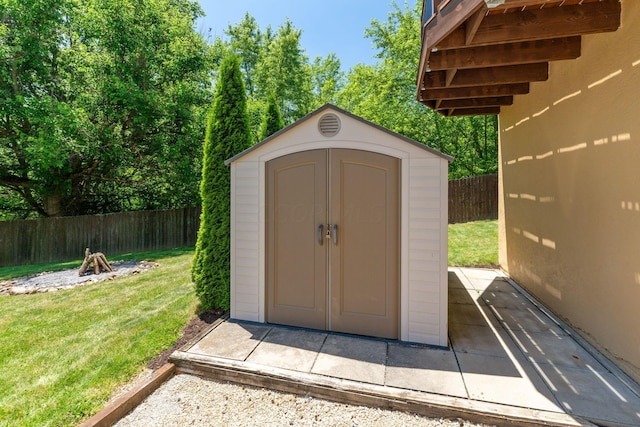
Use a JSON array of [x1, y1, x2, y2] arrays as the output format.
[[318, 113, 341, 137]]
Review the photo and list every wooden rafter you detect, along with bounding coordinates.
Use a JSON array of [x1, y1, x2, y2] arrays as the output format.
[[436, 0, 621, 50], [417, 0, 622, 115], [464, 8, 486, 45], [420, 83, 530, 101], [447, 107, 501, 116], [423, 63, 548, 88], [437, 96, 514, 109], [429, 36, 581, 70]]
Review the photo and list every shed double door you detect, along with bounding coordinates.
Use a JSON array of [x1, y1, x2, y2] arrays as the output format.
[[266, 149, 399, 339]]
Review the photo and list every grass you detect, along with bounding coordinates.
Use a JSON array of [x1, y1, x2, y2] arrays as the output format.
[[0, 247, 198, 427], [448, 219, 498, 267], [0, 220, 497, 426]]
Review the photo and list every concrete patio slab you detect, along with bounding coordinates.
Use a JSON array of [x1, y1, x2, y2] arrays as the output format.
[[385, 344, 467, 398], [482, 288, 537, 309], [246, 327, 327, 372], [188, 320, 271, 360], [508, 329, 607, 372], [169, 268, 640, 427], [449, 323, 512, 358], [311, 334, 387, 385], [533, 362, 640, 426], [448, 303, 492, 327], [456, 351, 562, 412], [447, 271, 466, 289], [492, 305, 565, 334], [448, 287, 481, 304]]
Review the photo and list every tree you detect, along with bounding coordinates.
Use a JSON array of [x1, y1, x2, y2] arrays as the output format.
[[254, 19, 312, 125], [0, 0, 212, 219], [259, 94, 285, 140], [310, 53, 345, 108], [192, 54, 250, 311], [337, 1, 498, 178]]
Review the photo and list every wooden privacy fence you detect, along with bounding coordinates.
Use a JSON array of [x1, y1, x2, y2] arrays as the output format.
[[0, 207, 200, 267], [448, 174, 498, 224], [1, 177, 496, 266]]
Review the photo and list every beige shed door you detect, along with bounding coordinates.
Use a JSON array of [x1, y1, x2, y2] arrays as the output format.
[[266, 149, 399, 339]]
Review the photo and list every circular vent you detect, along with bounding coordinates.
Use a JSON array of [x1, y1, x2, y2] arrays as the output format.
[[318, 113, 341, 137]]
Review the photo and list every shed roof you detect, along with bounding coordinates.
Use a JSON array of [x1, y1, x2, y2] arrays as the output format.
[[226, 104, 454, 165]]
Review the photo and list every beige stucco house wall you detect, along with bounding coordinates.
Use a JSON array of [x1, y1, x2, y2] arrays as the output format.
[[498, 0, 640, 382], [227, 104, 452, 346]]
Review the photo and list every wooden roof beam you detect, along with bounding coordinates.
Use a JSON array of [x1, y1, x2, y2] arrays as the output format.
[[420, 82, 530, 101], [423, 62, 548, 88], [443, 107, 502, 116], [445, 69, 458, 86], [428, 36, 581, 70], [436, 0, 621, 50], [437, 96, 513, 109], [465, 8, 486, 45]]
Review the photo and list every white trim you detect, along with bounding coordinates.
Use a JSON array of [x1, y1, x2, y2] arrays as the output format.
[[230, 165, 237, 319], [400, 158, 410, 342], [258, 160, 266, 323], [257, 139, 412, 164], [439, 162, 449, 346]]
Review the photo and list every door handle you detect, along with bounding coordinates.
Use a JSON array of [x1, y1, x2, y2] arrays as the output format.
[[317, 224, 324, 245], [332, 224, 338, 245]]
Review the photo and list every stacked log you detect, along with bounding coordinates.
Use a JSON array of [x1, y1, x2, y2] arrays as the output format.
[[78, 248, 113, 276]]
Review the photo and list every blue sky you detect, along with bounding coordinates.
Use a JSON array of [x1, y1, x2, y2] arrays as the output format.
[[196, 1, 399, 71]]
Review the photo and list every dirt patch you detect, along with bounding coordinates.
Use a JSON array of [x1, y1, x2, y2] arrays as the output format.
[[147, 310, 223, 370], [0, 260, 159, 295]]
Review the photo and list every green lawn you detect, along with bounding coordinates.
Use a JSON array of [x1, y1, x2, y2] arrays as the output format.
[[448, 219, 499, 267], [0, 220, 497, 426], [0, 247, 198, 427]]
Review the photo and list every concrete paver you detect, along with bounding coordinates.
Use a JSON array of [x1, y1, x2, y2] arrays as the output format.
[[492, 305, 565, 334], [449, 323, 511, 358], [174, 268, 640, 427], [311, 334, 387, 384], [188, 321, 271, 360], [508, 329, 606, 372], [385, 344, 467, 398], [246, 327, 326, 372], [448, 303, 491, 327], [456, 351, 562, 412], [535, 362, 640, 426]]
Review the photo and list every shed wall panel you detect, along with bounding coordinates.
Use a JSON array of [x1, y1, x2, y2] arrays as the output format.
[[230, 162, 261, 320], [230, 106, 449, 346], [406, 158, 447, 346]]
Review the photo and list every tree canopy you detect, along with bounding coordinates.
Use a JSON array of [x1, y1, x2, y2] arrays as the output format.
[[0, 0, 212, 218], [0, 0, 497, 220]]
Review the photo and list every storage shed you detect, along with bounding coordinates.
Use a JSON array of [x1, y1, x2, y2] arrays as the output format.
[[226, 104, 452, 346]]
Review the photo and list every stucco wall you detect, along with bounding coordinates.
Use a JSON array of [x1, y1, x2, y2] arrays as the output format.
[[498, 0, 640, 381]]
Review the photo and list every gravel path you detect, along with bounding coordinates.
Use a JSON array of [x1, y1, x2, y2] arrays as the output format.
[[115, 374, 491, 427], [0, 260, 157, 295]]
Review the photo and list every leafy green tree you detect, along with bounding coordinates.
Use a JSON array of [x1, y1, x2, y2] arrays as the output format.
[[337, 1, 498, 178], [192, 54, 250, 311], [226, 12, 263, 97], [0, 0, 212, 219], [259, 95, 285, 140], [310, 53, 345, 108], [254, 19, 313, 124]]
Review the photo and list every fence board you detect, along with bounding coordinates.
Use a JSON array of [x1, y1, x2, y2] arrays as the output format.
[[0, 207, 201, 267], [448, 174, 498, 224], [1, 175, 497, 267]]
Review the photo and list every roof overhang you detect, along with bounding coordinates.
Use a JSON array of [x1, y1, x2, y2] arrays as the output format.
[[417, 0, 621, 116]]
